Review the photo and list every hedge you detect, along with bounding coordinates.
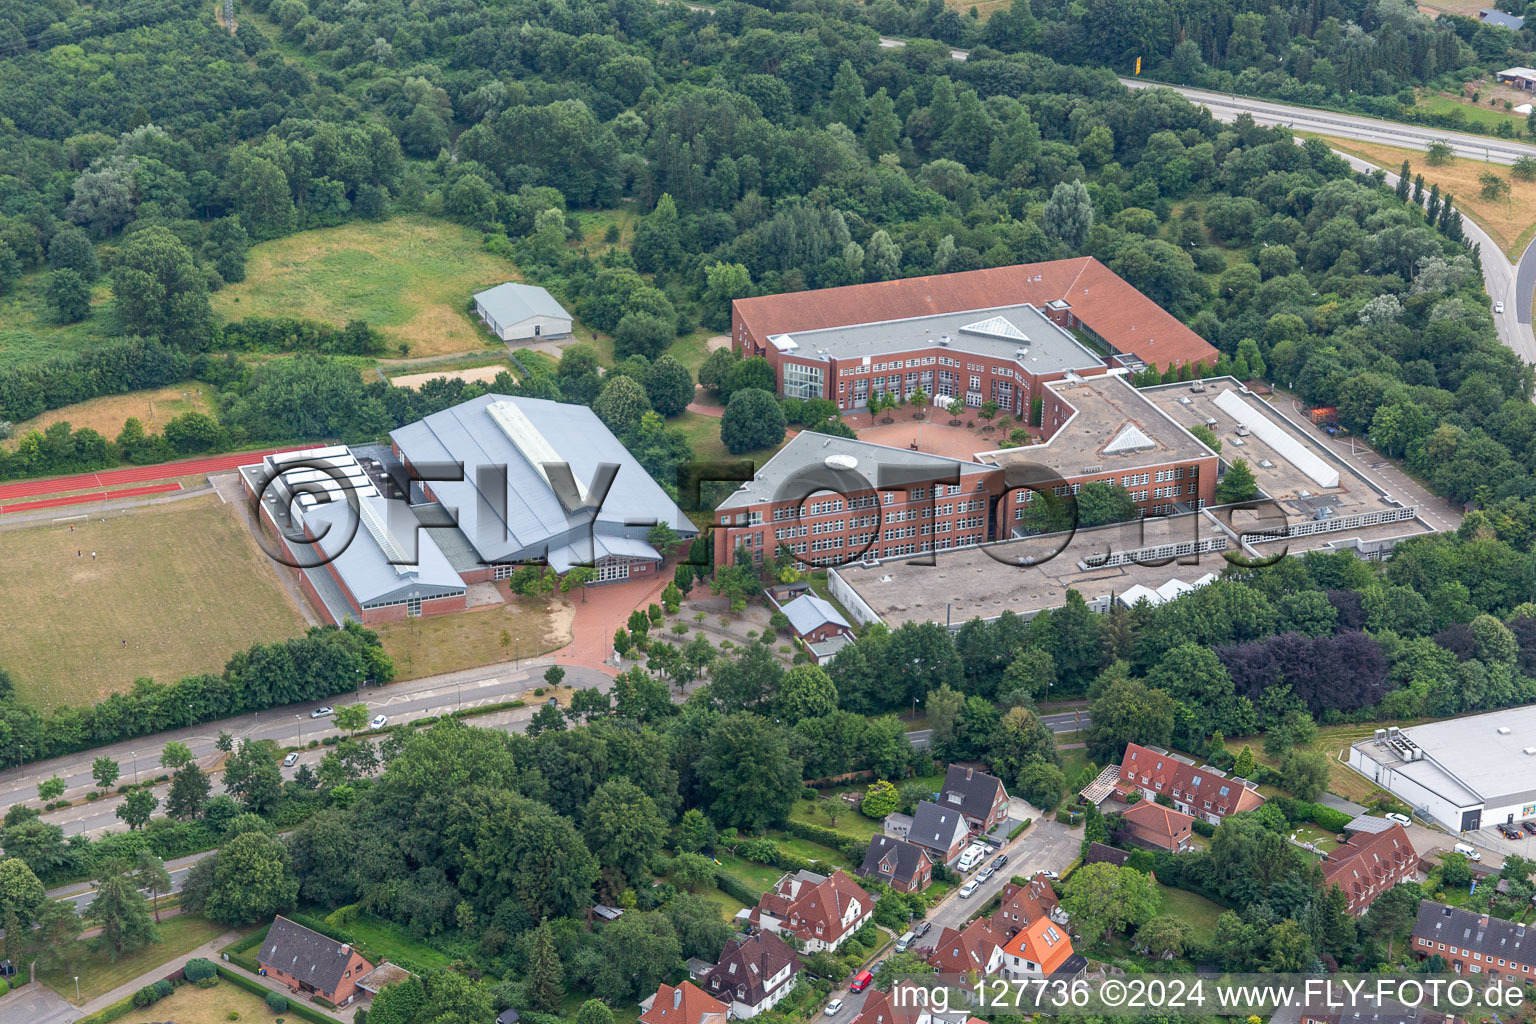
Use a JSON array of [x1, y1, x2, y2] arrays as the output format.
[[215, 966, 344, 1024], [1192, 819, 1215, 837], [716, 870, 760, 906], [267, 992, 290, 1013], [74, 994, 136, 1024], [780, 819, 861, 860], [185, 958, 217, 982], [1007, 818, 1031, 841]]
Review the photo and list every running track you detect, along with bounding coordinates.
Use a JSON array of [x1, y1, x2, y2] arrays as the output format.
[[0, 446, 309, 503], [0, 482, 183, 515]]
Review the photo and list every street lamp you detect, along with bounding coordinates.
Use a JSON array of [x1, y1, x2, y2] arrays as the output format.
[[75, 977, 80, 1001], [456, 681, 462, 711], [912, 696, 920, 722], [131, 750, 138, 785], [296, 714, 302, 747]]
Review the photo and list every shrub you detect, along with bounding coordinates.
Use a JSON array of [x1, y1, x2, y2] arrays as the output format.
[[1192, 819, 1215, 837], [133, 986, 161, 1008], [153, 980, 174, 999], [716, 871, 759, 906], [86, 791, 100, 801], [1007, 819, 1031, 840], [267, 992, 289, 1013], [185, 958, 218, 982]]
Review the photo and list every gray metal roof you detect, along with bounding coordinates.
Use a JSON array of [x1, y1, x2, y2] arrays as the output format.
[[390, 395, 696, 564], [781, 594, 849, 636], [473, 282, 571, 325], [908, 800, 969, 855], [716, 430, 992, 512], [302, 494, 466, 606], [1375, 705, 1536, 807], [767, 303, 1102, 374], [1482, 9, 1525, 28]]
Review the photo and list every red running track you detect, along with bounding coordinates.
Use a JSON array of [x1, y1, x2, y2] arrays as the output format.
[[0, 482, 183, 515], [0, 446, 310, 502]]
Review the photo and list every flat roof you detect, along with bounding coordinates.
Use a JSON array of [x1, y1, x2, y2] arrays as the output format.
[[715, 430, 994, 512], [981, 372, 1213, 476], [771, 303, 1103, 375], [1378, 707, 1536, 807], [1140, 378, 1388, 518]]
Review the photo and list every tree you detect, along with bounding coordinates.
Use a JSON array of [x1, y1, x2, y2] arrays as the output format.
[[91, 756, 120, 791], [1395, 160, 1411, 201], [1232, 746, 1257, 778], [1060, 862, 1158, 940], [167, 764, 211, 820], [583, 779, 666, 885], [700, 713, 801, 832], [49, 225, 100, 278], [334, 702, 370, 733], [1426, 140, 1453, 165], [1263, 709, 1318, 757], [633, 194, 683, 273], [134, 850, 172, 923], [645, 355, 695, 417], [1278, 749, 1330, 801], [594, 375, 652, 436], [987, 706, 1057, 790], [593, 912, 683, 1004], [109, 226, 211, 347], [575, 1000, 615, 1024], [1216, 459, 1258, 503], [776, 664, 838, 722], [862, 780, 900, 818], [222, 740, 282, 814], [203, 830, 300, 925], [1043, 180, 1093, 249], [1515, 156, 1536, 182], [47, 269, 92, 323], [720, 388, 787, 454], [116, 789, 158, 830], [159, 741, 193, 771], [615, 312, 674, 361], [38, 776, 65, 801], [1480, 170, 1511, 202], [1135, 916, 1191, 959], [1087, 677, 1174, 761], [524, 921, 565, 1011], [0, 859, 46, 932], [30, 899, 83, 973], [89, 867, 157, 959], [666, 890, 733, 960], [829, 60, 866, 129]]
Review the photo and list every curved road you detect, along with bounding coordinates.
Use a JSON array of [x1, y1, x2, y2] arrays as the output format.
[[1121, 78, 1536, 364]]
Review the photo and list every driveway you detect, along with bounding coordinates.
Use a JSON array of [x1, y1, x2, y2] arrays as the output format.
[[0, 983, 75, 1024], [926, 813, 1079, 934]]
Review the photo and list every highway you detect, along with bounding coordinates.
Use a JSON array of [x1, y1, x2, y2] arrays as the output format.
[[1120, 78, 1536, 364]]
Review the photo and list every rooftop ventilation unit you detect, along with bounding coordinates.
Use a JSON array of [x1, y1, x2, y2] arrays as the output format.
[[939, 335, 951, 346], [1191, 381, 1207, 392], [1258, 459, 1274, 468], [1236, 424, 1251, 436], [1525, 747, 1536, 755], [1500, 727, 1513, 735]]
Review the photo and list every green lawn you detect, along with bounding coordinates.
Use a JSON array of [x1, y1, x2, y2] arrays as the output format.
[[714, 854, 784, 893], [789, 797, 886, 842], [1416, 92, 1527, 132], [1155, 884, 1227, 932], [0, 271, 119, 370], [770, 832, 849, 868], [1288, 824, 1341, 854], [345, 912, 455, 970], [38, 913, 234, 1004]]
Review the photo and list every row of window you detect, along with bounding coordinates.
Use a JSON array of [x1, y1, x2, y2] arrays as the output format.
[[1418, 937, 1534, 975]]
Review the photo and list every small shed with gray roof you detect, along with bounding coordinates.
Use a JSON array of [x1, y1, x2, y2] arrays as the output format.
[[474, 282, 573, 342]]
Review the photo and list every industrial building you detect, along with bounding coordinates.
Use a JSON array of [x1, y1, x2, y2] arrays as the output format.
[[1348, 708, 1536, 833], [243, 395, 695, 625], [472, 282, 572, 342], [731, 259, 1220, 416]]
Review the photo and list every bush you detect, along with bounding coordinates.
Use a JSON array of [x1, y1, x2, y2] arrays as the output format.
[[86, 791, 100, 801], [1192, 819, 1215, 837], [132, 987, 161, 1008], [716, 871, 758, 906], [267, 992, 290, 1013], [185, 958, 218, 982], [153, 980, 174, 999]]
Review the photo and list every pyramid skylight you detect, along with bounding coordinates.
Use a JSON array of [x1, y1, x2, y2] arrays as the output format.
[[959, 315, 1029, 342]]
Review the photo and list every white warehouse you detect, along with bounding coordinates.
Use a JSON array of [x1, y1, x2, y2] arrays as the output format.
[[1349, 708, 1536, 833], [473, 282, 573, 342]]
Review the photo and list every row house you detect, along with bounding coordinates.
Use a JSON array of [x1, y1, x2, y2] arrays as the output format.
[[1412, 902, 1536, 978], [1118, 743, 1266, 825], [1322, 822, 1418, 915]]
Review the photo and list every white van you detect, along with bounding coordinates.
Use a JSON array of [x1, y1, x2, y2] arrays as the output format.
[[957, 843, 987, 872], [1454, 842, 1482, 862], [895, 931, 916, 953]]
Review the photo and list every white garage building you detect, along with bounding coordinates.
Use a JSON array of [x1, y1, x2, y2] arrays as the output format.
[[473, 282, 573, 342], [1349, 708, 1536, 833]]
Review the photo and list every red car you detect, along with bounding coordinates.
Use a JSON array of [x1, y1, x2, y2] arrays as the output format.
[[850, 970, 874, 993]]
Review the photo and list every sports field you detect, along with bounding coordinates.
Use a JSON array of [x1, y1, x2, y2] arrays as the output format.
[[0, 494, 308, 706], [211, 216, 517, 358]]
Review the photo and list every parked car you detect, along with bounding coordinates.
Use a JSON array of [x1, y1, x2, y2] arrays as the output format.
[[824, 1000, 844, 1017], [992, 853, 1009, 868], [895, 931, 915, 953], [1500, 825, 1523, 840], [282, 752, 300, 767], [310, 706, 334, 719], [977, 865, 995, 882], [1038, 869, 1059, 880], [850, 970, 873, 992], [1384, 812, 1411, 825], [370, 714, 389, 729], [1497, 301, 1506, 314], [1522, 821, 1536, 835], [914, 920, 932, 937], [959, 880, 980, 899]]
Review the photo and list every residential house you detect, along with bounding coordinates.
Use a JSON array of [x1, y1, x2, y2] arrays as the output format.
[[849, 983, 933, 1024], [906, 802, 971, 865], [1083, 842, 1131, 870], [858, 835, 933, 893], [924, 918, 1007, 978], [1000, 918, 1085, 979], [258, 916, 376, 1008], [940, 764, 1012, 833], [698, 933, 802, 1019], [739, 869, 873, 953], [1481, 10, 1525, 29], [1322, 822, 1418, 915], [1118, 743, 1265, 824], [1119, 800, 1195, 852], [472, 282, 573, 342], [990, 875, 1064, 940], [1411, 901, 1536, 978], [638, 982, 729, 1024]]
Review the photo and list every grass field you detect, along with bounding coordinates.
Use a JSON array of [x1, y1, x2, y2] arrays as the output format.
[[121, 976, 277, 1024], [5, 383, 215, 445], [789, 798, 886, 841], [1231, 720, 1413, 803], [346, 912, 455, 969], [0, 272, 118, 370], [1288, 823, 1341, 854], [715, 853, 784, 893], [671, 410, 789, 467], [38, 913, 232, 1004], [374, 595, 572, 680], [0, 495, 308, 706], [211, 216, 516, 358], [1154, 884, 1227, 931], [1416, 92, 1527, 133], [1310, 134, 1536, 256]]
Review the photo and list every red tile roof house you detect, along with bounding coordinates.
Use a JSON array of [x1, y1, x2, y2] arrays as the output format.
[[1321, 822, 1418, 915], [697, 932, 803, 1019], [258, 916, 376, 1008], [850, 983, 934, 1024], [858, 834, 933, 893], [1119, 800, 1196, 852], [939, 764, 1012, 834], [923, 918, 1008, 978], [738, 869, 874, 953], [990, 874, 1065, 940], [639, 982, 729, 1024], [1119, 743, 1265, 825]]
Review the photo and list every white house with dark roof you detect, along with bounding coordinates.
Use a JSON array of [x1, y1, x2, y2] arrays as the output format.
[[473, 282, 572, 342], [698, 932, 802, 1018]]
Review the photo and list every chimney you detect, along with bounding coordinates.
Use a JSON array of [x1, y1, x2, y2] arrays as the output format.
[[965, 767, 974, 780], [673, 989, 683, 1010]]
